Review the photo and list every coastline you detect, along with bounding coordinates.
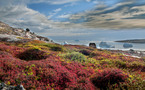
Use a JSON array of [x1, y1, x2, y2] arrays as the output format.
[[0, 35, 144, 58], [115, 39, 145, 43], [106, 49, 145, 58]]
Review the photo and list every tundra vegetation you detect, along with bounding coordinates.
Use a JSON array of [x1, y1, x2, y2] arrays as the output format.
[[0, 40, 145, 90]]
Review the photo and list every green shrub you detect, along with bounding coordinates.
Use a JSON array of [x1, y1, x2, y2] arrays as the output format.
[[50, 46, 63, 51], [128, 61, 144, 71], [115, 60, 127, 68], [100, 59, 113, 65], [37, 43, 65, 52], [62, 52, 87, 62]]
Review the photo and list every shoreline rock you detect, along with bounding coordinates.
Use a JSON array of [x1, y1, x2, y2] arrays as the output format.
[[0, 82, 25, 90], [107, 49, 145, 58]]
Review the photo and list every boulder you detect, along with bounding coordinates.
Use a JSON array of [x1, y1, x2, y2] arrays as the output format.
[[0, 82, 25, 90], [64, 41, 68, 45], [123, 43, 133, 48], [99, 41, 115, 48], [89, 43, 96, 48]]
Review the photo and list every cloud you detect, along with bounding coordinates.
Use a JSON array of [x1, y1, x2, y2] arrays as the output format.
[[0, 2, 55, 34], [1, 0, 145, 39], [48, 8, 62, 19], [69, 1, 145, 29], [40, 28, 94, 37], [0, 0, 84, 37], [57, 14, 71, 18], [30, 0, 80, 5], [54, 8, 62, 12]]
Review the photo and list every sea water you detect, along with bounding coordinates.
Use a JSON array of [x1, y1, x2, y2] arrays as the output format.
[[53, 40, 145, 51], [49, 29, 145, 51]]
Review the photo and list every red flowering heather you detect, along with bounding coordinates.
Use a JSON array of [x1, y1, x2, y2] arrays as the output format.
[[90, 68, 128, 89], [0, 41, 145, 89]]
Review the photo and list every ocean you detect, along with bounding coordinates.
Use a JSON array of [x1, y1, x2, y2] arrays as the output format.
[[49, 29, 145, 51], [53, 40, 145, 51]]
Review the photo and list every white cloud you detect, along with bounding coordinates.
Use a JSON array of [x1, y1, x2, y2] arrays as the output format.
[[0, 2, 55, 33], [40, 28, 93, 37], [57, 14, 71, 18], [47, 8, 62, 19], [69, 1, 145, 29], [0, 0, 85, 37], [54, 8, 62, 12], [30, 0, 80, 4], [1, 0, 145, 39], [64, 2, 77, 7]]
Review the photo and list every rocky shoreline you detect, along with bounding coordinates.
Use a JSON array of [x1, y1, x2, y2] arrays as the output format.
[[108, 49, 145, 58]]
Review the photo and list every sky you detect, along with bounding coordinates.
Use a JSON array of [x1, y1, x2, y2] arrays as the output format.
[[0, 0, 145, 41]]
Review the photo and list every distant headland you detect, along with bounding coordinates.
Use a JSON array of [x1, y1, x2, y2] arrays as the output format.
[[115, 39, 145, 43]]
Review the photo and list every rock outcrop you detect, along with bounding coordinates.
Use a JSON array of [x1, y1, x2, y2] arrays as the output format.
[[0, 21, 52, 43], [0, 82, 25, 90], [99, 42, 115, 48], [89, 43, 96, 48], [123, 43, 133, 48]]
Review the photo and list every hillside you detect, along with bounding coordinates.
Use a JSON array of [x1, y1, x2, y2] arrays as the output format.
[[0, 21, 145, 90], [0, 40, 145, 90], [0, 21, 16, 35], [0, 21, 52, 43]]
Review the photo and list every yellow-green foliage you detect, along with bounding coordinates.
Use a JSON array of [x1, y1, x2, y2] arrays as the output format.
[[115, 60, 127, 68], [16, 36, 31, 40], [24, 41, 49, 51], [125, 74, 145, 89], [37, 43, 66, 52], [28, 40, 46, 44], [1, 39, 145, 89], [100, 59, 113, 65], [87, 58, 99, 64], [24, 44, 42, 50], [60, 52, 87, 62], [129, 61, 145, 69], [16, 36, 25, 39]]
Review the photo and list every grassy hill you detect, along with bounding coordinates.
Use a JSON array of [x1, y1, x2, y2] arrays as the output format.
[[0, 40, 145, 90]]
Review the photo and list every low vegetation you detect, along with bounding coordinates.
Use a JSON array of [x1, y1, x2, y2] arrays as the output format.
[[60, 52, 87, 62], [0, 40, 145, 90]]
